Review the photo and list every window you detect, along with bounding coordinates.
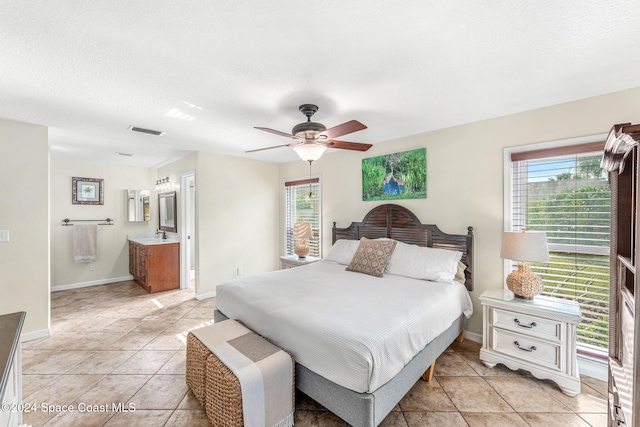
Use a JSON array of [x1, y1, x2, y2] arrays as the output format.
[[284, 178, 321, 257], [508, 141, 610, 356]]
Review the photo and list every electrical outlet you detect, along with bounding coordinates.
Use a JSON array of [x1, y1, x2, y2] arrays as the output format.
[[237, 267, 243, 276], [89, 263, 96, 271], [0, 230, 9, 242]]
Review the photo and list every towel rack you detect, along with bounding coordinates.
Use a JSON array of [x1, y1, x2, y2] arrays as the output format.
[[62, 218, 114, 226]]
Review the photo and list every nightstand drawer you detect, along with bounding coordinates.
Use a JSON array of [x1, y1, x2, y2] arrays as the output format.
[[492, 307, 561, 342], [492, 328, 561, 371]]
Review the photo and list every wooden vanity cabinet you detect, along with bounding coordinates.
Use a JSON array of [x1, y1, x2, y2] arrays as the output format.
[[129, 240, 180, 293]]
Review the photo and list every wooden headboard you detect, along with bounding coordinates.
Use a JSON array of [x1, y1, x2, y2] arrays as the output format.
[[332, 204, 474, 291]]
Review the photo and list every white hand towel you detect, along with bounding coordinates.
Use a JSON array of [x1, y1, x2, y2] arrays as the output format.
[[73, 224, 97, 263]]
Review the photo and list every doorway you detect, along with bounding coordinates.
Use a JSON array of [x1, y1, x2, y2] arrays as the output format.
[[180, 172, 196, 291]]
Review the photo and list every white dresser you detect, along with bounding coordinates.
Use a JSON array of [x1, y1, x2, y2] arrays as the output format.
[[0, 312, 25, 427], [479, 289, 581, 396]]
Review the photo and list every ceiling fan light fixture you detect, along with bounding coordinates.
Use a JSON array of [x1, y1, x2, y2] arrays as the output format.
[[293, 144, 327, 162], [248, 103, 370, 156]]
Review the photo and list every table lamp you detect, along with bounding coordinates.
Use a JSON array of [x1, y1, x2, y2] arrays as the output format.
[[293, 219, 312, 258], [500, 229, 550, 299]]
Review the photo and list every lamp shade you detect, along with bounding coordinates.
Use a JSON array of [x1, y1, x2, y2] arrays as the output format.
[[293, 220, 312, 239], [500, 230, 550, 263], [293, 144, 327, 162]]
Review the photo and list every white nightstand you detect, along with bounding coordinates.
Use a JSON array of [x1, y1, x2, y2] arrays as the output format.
[[280, 255, 320, 269], [479, 289, 582, 396]]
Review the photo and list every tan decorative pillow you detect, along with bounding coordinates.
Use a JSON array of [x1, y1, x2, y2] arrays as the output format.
[[346, 237, 397, 277]]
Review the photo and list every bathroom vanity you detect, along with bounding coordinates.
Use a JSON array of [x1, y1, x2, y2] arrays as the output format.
[[128, 235, 180, 293]]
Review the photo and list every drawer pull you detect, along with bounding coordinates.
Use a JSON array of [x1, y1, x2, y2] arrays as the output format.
[[514, 318, 537, 328], [514, 341, 536, 352]]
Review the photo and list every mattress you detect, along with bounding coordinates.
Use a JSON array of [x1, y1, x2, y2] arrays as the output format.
[[215, 260, 473, 393]]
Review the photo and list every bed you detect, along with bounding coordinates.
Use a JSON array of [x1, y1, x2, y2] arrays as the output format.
[[214, 204, 474, 426]]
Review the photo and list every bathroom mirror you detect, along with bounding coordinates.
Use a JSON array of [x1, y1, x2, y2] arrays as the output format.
[[127, 189, 150, 222], [158, 191, 177, 232]]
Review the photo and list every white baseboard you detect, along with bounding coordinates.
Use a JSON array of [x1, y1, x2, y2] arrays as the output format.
[[578, 356, 608, 382], [51, 275, 134, 292], [196, 290, 216, 300], [22, 328, 50, 342], [464, 330, 482, 343]]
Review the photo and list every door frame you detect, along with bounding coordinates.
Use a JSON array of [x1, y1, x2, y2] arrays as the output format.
[[179, 171, 196, 291]]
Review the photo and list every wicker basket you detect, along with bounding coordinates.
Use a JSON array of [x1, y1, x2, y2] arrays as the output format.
[[205, 351, 245, 427], [187, 332, 243, 426], [186, 332, 210, 406], [186, 328, 296, 427]]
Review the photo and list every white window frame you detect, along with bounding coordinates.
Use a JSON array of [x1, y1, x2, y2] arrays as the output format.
[[283, 174, 322, 257], [503, 133, 608, 279], [503, 133, 609, 359]]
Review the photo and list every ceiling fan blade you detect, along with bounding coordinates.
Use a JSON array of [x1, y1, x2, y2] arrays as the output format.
[[326, 140, 373, 151], [320, 120, 367, 139], [254, 127, 296, 139], [245, 143, 294, 153]]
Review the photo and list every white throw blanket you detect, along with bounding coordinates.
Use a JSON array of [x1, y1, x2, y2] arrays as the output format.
[[73, 224, 97, 263], [191, 320, 294, 427]]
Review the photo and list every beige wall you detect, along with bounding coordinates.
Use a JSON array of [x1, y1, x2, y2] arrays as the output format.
[[194, 152, 280, 296], [7, 87, 638, 337], [50, 159, 157, 289], [49, 150, 279, 298], [157, 152, 280, 297], [279, 87, 640, 336], [0, 119, 49, 335]]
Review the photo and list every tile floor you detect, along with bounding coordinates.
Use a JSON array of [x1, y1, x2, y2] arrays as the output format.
[[21, 280, 607, 426]]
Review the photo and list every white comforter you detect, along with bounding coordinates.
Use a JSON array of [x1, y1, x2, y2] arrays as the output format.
[[215, 261, 473, 393]]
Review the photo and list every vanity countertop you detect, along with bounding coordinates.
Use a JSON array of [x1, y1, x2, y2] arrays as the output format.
[[128, 234, 179, 245], [0, 311, 25, 403]]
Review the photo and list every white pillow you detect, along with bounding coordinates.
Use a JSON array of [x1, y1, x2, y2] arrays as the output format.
[[325, 239, 361, 265], [385, 240, 463, 282]]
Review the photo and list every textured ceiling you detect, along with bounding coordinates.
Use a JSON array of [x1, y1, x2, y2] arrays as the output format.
[[1, 1, 639, 167]]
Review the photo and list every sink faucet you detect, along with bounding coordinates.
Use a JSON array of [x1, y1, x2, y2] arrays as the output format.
[[162, 231, 167, 240]]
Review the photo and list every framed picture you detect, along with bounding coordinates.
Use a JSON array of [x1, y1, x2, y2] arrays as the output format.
[[362, 148, 427, 201], [72, 177, 104, 205]]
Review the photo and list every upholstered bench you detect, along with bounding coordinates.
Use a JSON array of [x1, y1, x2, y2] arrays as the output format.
[[186, 320, 295, 427]]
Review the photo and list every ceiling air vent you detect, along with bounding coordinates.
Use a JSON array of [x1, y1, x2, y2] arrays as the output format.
[[128, 125, 165, 136]]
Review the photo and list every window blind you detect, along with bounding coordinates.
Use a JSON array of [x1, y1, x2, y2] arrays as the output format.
[[284, 178, 321, 257], [510, 146, 610, 355]]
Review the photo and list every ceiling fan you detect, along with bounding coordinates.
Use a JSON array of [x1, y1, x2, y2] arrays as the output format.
[[247, 104, 371, 162]]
